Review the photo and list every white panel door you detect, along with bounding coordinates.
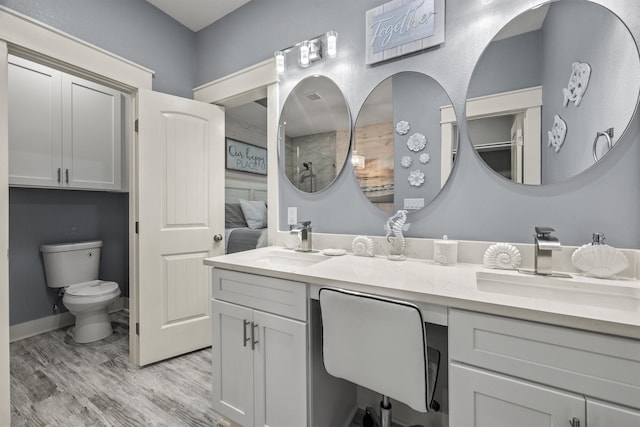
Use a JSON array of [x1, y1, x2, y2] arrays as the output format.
[[587, 398, 640, 427], [62, 74, 122, 190], [8, 55, 62, 187], [137, 89, 225, 365], [450, 363, 585, 427], [253, 310, 307, 427], [212, 300, 254, 427]]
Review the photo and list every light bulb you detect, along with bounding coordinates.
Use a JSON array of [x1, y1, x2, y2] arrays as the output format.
[[326, 30, 338, 58], [299, 41, 310, 68], [274, 51, 285, 74]]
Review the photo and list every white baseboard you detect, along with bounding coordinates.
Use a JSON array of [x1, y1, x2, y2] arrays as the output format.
[[10, 296, 129, 343]]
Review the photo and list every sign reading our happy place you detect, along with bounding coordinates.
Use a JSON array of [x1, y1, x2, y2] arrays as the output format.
[[225, 139, 267, 175], [366, 0, 445, 65]]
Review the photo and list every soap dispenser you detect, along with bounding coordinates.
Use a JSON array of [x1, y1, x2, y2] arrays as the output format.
[[571, 232, 628, 278]]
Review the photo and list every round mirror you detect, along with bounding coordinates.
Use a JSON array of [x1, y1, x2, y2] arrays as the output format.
[[354, 72, 456, 214], [467, 0, 640, 185], [280, 75, 351, 193]]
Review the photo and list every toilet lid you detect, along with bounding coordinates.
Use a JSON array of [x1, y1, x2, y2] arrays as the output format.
[[66, 280, 120, 298]]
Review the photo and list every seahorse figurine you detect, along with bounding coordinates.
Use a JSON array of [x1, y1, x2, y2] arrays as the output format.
[[384, 209, 410, 261]]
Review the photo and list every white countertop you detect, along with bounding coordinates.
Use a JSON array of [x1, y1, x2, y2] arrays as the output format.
[[204, 246, 640, 339]]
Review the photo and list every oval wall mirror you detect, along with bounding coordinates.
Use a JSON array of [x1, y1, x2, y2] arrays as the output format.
[[466, 0, 640, 185], [354, 72, 456, 214], [279, 75, 351, 193]]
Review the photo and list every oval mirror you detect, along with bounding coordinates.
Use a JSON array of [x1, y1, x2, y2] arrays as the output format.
[[466, 0, 640, 185], [280, 75, 351, 193], [354, 72, 456, 214]]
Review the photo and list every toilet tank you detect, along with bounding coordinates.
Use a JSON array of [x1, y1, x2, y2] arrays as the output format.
[[40, 240, 102, 288]]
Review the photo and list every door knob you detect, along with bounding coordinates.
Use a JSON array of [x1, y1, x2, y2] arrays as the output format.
[[213, 234, 223, 242]]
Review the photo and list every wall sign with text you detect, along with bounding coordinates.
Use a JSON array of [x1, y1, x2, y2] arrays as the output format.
[[366, 0, 445, 65], [225, 139, 267, 175]]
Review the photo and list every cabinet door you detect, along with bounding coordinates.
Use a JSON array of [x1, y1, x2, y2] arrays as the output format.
[[212, 300, 254, 427], [450, 363, 585, 427], [8, 56, 62, 187], [253, 310, 307, 427], [587, 398, 640, 427], [62, 74, 122, 190]]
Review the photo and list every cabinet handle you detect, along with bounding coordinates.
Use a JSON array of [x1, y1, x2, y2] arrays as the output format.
[[57, 168, 61, 183], [65, 169, 69, 184], [251, 322, 259, 350], [243, 319, 250, 347], [569, 417, 580, 427]]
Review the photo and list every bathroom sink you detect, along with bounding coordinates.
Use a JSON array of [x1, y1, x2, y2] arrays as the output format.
[[255, 251, 329, 268], [476, 271, 640, 311]]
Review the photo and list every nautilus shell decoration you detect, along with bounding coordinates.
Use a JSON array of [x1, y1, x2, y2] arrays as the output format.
[[483, 243, 522, 270], [407, 133, 427, 152], [408, 169, 425, 187], [563, 62, 591, 107], [419, 153, 431, 164], [400, 156, 412, 168], [548, 114, 567, 153], [395, 120, 410, 135], [352, 235, 374, 257]]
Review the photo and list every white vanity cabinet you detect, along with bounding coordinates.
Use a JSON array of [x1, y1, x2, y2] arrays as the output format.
[[8, 55, 123, 191], [211, 269, 308, 427], [449, 309, 640, 427]]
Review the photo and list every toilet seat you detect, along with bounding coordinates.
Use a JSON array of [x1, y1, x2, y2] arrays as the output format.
[[65, 280, 120, 299]]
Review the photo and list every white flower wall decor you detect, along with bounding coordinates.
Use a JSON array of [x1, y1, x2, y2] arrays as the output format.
[[548, 114, 567, 153], [562, 62, 591, 107], [419, 153, 430, 164], [400, 156, 412, 168], [408, 169, 425, 187], [407, 132, 427, 151], [395, 120, 410, 135]]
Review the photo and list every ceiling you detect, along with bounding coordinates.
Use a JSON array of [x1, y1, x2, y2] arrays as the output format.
[[145, 0, 251, 32]]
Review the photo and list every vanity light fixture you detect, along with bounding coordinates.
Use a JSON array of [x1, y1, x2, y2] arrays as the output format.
[[274, 30, 339, 74]]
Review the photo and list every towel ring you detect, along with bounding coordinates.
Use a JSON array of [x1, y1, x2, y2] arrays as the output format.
[[592, 128, 613, 162]]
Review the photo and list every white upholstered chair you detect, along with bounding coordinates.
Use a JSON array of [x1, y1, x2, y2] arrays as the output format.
[[319, 287, 440, 427]]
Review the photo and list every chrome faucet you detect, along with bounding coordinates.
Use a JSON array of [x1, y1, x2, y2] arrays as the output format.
[[534, 226, 561, 275], [294, 221, 312, 252]]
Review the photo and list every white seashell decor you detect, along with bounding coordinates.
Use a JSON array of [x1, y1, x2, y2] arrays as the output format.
[[395, 120, 410, 135], [483, 243, 522, 270], [419, 153, 431, 164], [571, 244, 628, 278], [352, 235, 374, 257], [407, 133, 427, 151], [400, 156, 412, 168], [408, 169, 425, 187]]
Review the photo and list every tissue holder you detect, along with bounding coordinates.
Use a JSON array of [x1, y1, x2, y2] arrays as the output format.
[[434, 236, 458, 265]]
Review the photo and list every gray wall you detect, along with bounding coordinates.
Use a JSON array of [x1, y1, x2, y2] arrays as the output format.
[[0, 0, 196, 98], [197, 0, 640, 249], [9, 188, 128, 325]]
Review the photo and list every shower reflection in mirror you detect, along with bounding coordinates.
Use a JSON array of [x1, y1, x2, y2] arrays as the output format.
[[280, 76, 351, 194]]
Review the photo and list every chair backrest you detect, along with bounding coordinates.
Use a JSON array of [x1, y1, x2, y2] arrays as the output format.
[[319, 288, 431, 412]]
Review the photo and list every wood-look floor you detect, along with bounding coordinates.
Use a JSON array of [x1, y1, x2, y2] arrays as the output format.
[[10, 310, 224, 427]]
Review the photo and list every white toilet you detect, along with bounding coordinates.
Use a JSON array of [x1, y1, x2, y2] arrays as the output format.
[[40, 240, 121, 343]]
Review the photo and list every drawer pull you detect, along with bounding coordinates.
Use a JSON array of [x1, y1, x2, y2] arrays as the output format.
[[243, 319, 250, 347], [569, 417, 580, 427], [251, 322, 259, 350], [57, 168, 61, 183], [65, 168, 69, 184]]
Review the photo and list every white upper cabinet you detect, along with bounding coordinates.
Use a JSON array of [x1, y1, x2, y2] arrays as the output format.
[[8, 55, 124, 191]]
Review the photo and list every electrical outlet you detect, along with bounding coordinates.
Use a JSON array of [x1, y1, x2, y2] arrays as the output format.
[[404, 198, 425, 210], [287, 207, 298, 225]]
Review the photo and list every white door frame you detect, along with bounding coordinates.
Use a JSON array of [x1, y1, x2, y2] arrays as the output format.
[[193, 59, 279, 245], [0, 6, 153, 422]]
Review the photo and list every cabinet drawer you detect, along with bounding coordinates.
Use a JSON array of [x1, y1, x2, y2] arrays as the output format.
[[212, 269, 307, 321], [449, 309, 640, 410]]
